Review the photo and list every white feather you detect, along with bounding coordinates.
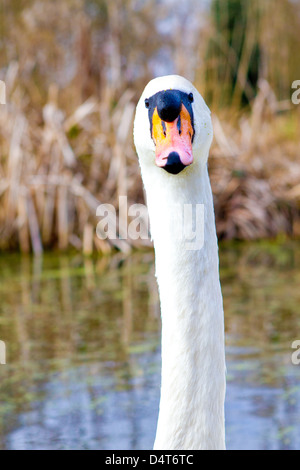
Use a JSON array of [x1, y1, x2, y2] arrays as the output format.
[[134, 75, 226, 450]]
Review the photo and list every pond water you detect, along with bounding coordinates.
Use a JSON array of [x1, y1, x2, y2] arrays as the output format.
[[0, 241, 300, 450]]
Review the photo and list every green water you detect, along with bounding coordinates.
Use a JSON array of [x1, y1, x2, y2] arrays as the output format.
[[0, 241, 299, 450]]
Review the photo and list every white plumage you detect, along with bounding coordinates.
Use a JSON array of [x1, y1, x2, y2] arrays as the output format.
[[134, 75, 226, 450]]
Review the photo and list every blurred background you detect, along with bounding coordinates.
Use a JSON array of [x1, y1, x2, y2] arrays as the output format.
[[0, 0, 300, 450]]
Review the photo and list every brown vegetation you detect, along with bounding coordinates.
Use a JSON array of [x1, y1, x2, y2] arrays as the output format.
[[0, 0, 299, 254]]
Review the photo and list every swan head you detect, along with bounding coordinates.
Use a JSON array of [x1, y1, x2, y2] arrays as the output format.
[[134, 75, 213, 176]]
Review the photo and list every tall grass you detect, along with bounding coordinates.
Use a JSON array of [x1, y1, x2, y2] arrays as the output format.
[[0, 0, 299, 254]]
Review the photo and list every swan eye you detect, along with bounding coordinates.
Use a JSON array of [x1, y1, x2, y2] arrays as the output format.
[[145, 99, 150, 109], [188, 93, 194, 103]]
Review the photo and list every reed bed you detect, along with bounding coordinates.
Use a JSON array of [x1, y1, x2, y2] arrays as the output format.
[[0, 0, 299, 254], [210, 81, 300, 240], [0, 69, 299, 255], [0, 67, 138, 254]]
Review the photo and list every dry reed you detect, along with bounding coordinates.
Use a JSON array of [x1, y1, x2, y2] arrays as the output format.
[[0, 0, 299, 254]]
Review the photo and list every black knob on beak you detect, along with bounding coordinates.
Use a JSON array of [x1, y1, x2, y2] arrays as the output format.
[[157, 90, 182, 123]]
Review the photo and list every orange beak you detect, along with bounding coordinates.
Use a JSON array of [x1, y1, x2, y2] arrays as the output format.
[[152, 103, 194, 170]]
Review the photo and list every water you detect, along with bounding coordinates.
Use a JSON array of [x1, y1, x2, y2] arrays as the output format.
[[0, 241, 300, 450]]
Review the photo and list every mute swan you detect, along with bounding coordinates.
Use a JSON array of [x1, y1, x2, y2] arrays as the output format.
[[134, 75, 226, 450]]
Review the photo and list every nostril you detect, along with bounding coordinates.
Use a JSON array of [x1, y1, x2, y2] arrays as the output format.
[[157, 90, 182, 123]]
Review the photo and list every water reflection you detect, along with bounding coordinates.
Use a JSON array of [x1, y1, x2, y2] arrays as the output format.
[[0, 242, 300, 450]]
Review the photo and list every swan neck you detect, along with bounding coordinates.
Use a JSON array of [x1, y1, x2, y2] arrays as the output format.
[[142, 165, 226, 450]]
